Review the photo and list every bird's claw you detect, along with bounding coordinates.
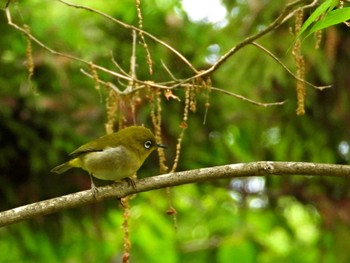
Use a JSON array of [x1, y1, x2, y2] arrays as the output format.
[[124, 177, 137, 189], [91, 182, 98, 198]]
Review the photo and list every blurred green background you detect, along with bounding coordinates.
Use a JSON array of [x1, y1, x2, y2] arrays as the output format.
[[1, 0, 350, 262]]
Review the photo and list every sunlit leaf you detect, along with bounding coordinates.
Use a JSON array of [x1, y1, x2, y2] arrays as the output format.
[[309, 7, 350, 33], [296, 0, 338, 39]]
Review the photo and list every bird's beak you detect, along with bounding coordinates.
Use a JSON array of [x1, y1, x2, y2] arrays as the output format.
[[157, 143, 167, 149]]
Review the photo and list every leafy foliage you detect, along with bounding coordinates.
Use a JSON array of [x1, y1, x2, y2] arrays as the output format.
[[297, 0, 350, 38], [1, 0, 350, 262]]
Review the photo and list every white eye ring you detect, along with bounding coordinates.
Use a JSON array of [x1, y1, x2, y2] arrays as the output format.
[[144, 140, 152, 149]]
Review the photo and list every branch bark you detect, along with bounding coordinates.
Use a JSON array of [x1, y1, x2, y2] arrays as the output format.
[[1, 161, 349, 227]]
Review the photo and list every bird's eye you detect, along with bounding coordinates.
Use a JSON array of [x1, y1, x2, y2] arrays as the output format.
[[144, 140, 152, 149]]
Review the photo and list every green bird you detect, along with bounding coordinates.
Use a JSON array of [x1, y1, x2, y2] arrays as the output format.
[[51, 126, 166, 194]]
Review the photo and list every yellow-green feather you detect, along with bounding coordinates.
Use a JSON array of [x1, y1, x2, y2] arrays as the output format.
[[51, 126, 160, 181]]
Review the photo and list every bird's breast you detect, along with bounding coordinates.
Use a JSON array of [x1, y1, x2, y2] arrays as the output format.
[[81, 146, 141, 181]]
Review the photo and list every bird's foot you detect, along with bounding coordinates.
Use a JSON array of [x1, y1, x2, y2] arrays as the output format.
[[91, 182, 98, 198], [124, 177, 137, 189], [89, 173, 99, 198]]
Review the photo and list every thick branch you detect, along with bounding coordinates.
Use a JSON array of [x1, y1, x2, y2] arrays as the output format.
[[1, 162, 349, 227]]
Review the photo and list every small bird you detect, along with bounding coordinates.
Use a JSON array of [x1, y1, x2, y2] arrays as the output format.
[[51, 126, 166, 194]]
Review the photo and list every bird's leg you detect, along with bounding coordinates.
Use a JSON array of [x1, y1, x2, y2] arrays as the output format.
[[89, 173, 98, 197]]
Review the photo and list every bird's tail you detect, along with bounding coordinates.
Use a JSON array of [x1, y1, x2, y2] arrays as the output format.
[[51, 162, 72, 174]]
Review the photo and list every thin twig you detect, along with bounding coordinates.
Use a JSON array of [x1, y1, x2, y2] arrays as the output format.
[[5, 5, 86, 64], [81, 68, 285, 106], [281, 0, 319, 24], [57, 0, 198, 73], [161, 60, 179, 81], [125, 29, 138, 94], [130, 30, 137, 80], [6, 2, 193, 84], [210, 87, 286, 107], [111, 51, 130, 77], [251, 42, 331, 90], [6, 4, 139, 84], [6, 0, 321, 108], [174, 0, 318, 86], [81, 67, 286, 106]]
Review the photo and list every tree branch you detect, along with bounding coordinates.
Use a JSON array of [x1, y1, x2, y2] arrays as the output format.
[[1, 161, 349, 227], [174, 0, 319, 84], [5, 0, 326, 99], [57, 0, 198, 73]]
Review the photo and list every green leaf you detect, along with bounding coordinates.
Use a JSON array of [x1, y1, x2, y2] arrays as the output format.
[[296, 0, 338, 39], [309, 7, 350, 33]]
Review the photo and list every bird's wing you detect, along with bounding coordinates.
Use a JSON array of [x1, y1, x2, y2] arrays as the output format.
[[69, 145, 104, 158], [69, 133, 120, 158]]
